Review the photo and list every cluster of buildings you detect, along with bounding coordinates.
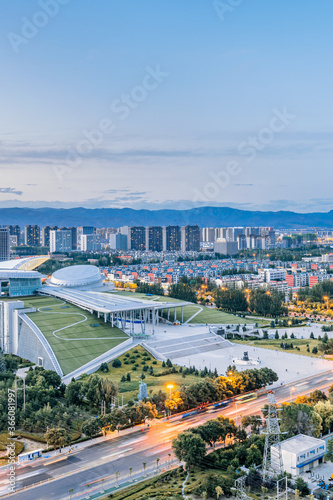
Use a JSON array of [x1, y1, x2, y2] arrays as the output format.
[[202, 226, 276, 254], [2, 224, 278, 256], [104, 255, 333, 298], [110, 225, 201, 252]]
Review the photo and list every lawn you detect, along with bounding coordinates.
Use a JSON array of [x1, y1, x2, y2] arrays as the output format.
[[16, 296, 129, 376], [116, 291, 254, 325], [232, 338, 323, 358], [101, 466, 230, 500], [97, 345, 203, 404]]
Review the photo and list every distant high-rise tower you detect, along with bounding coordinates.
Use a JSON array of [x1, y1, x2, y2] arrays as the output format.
[[0, 228, 10, 261], [181, 225, 200, 251], [24, 225, 40, 247], [42, 226, 58, 247], [7, 225, 21, 246], [163, 226, 181, 251], [146, 226, 163, 252]]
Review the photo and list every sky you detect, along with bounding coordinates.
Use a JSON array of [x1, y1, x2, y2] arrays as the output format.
[[1, 0, 333, 213]]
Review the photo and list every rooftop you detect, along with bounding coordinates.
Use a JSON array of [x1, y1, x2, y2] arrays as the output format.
[[279, 434, 325, 454]]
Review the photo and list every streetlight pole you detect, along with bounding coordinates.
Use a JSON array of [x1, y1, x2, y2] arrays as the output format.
[[290, 386, 295, 402]]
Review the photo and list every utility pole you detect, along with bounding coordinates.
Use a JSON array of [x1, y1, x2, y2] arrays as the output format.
[[262, 393, 284, 483]]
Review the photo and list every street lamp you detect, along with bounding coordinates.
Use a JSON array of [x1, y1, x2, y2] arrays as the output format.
[[166, 383, 174, 398], [323, 296, 329, 308], [290, 386, 295, 402]]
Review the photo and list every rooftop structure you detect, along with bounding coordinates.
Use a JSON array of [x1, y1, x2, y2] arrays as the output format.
[[273, 434, 326, 476], [48, 265, 105, 290]]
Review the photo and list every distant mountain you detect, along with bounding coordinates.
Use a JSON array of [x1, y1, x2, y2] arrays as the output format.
[[1, 206, 333, 229]]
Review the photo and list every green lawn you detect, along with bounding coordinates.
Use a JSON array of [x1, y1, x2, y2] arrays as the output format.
[[116, 291, 254, 325], [18, 296, 128, 376], [232, 338, 324, 358], [98, 345, 203, 404]]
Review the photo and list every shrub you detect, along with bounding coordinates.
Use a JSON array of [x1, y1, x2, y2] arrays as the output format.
[[112, 358, 122, 368]]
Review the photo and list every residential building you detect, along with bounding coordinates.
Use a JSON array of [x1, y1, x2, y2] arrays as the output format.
[[163, 226, 181, 251], [77, 226, 96, 251], [110, 233, 128, 251], [214, 239, 238, 256], [50, 229, 72, 253], [181, 225, 200, 251], [146, 226, 163, 252], [24, 225, 40, 247], [7, 225, 21, 246], [42, 226, 58, 247], [81, 234, 100, 252], [0, 228, 10, 261]]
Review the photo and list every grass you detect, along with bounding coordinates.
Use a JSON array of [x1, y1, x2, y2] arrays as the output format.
[[9, 296, 129, 376], [100, 466, 230, 500], [232, 338, 324, 358], [0, 433, 24, 466], [97, 345, 203, 404], [116, 291, 254, 325]]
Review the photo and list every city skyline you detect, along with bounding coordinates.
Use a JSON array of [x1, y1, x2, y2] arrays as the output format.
[[1, 1, 333, 212]]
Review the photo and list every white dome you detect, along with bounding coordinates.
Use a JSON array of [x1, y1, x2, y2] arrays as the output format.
[[50, 265, 103, 288]]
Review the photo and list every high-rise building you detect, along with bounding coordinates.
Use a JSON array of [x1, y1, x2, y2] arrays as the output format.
[[42, 226, 58, 247], [81, 234, 100, 252], [24, 225, 40, 247], [0, 228, 10, 261], [109, 233, 128, 250], [181, 225, 201, 251], [50, 230, 72, 253], [214, 238, 238, 256], [7, 225, 20, 246], [202, 227, 216, 243], [163, 226, 181, 251], [127, 227, 146, 251], [146, 226, 163, 252], [77, 226, 96, 250]]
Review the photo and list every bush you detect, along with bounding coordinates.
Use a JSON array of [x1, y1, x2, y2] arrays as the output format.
[[100, 362, 109, 372], [124, 360, 129, 365], [152, 361, 157, 365], [112, 358, 122, 368], [132, 366, 137, 371]]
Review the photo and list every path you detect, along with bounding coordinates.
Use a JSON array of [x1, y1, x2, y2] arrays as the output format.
[[37, 302, 127, 342]]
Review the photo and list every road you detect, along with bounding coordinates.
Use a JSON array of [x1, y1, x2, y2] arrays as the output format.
[[1, 369, 333, 500]]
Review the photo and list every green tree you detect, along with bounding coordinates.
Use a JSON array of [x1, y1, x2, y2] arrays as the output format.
[[172, 431, 206, 470], [325, 438, 333, 462], [81, 418, 102, 438], [44, 427, 70, 450], [280, 403, 321, 437]]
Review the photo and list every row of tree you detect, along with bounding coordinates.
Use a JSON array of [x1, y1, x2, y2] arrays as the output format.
[[214, 288, 287, 317]]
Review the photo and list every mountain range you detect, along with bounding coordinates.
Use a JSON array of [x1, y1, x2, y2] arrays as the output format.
[[1, 206, 333, 229]]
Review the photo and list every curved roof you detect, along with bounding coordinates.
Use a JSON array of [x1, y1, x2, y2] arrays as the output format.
[[49, 265, 103, 288], [0, 256, 50, 271]]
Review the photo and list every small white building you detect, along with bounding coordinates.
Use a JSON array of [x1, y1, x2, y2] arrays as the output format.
[[273, 434, 326, 476]]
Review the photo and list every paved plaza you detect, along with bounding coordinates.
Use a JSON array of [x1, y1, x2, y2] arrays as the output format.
[[146, 323, 333, 387]]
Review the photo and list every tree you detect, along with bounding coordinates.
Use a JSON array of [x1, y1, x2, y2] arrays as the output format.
[[275, 331, 279, 339], [172, 430, 206, 470], [216, 486, 224, 500], [44, 428, 70, 450], [112, 358, 122, 368], [280, 403, 322, 437], [294, 477, 310, 496], [81, 419, 101, 438], [165, 391, 184, 413], [325, 438, 333, 462], [241, 415, 262, 434], [314, 401, 333, 434], [100, 362, 109, 372]]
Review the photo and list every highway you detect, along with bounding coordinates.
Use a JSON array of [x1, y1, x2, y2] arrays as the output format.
[[1, 369, 333, 500]]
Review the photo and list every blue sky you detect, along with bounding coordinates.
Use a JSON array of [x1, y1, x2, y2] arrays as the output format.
[[1, 0, 333, 212]]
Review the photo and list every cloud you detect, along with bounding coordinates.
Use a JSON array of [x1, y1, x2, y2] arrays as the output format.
[[0, 187, 23, 196]]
